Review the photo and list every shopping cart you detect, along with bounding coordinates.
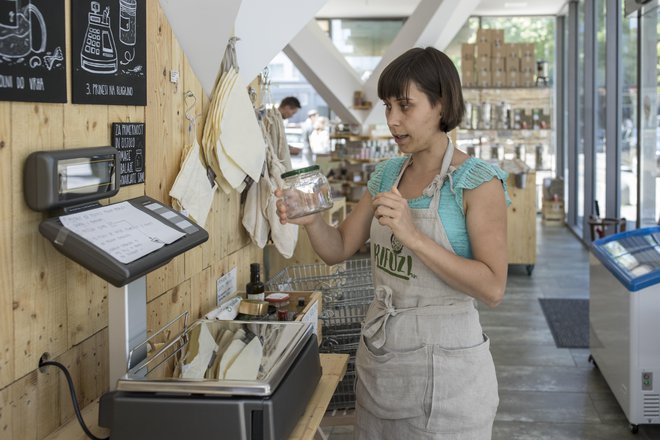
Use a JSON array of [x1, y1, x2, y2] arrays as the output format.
[[266, 259, 374, 410]]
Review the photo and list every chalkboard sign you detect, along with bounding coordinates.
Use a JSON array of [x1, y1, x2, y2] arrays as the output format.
[[71, 0, 146, 105], [112, 122, 145, 186], [0, 0, 67, 103]]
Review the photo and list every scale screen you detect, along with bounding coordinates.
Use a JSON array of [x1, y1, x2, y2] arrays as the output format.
[[24, 146, 120, 211], [58, 156, 116, 196]]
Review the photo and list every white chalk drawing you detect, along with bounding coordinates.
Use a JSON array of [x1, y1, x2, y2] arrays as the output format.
[[43, 46, 63, 70], [118, 0, 135, 46], [80, 1, 117, 74], [0, 0, 46, 59]]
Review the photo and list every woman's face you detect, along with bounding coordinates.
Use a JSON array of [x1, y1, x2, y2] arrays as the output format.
[[383, 81, 443, 154]]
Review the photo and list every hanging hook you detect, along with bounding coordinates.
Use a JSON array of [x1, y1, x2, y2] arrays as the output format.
[[184, 90, 197, 123]]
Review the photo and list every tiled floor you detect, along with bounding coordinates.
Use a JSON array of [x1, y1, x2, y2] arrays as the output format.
[[321, 219, 660, 439]]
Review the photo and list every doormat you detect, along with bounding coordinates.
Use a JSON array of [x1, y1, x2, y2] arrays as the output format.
[[539, 298, 589, 348]]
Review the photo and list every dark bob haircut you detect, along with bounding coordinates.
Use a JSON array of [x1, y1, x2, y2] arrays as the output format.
[[280, 96, 301, 109], [377, 47, 465, 133]]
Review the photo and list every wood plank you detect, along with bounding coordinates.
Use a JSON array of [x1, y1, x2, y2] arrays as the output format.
[[61, 104, 111, 347], [506, 170, 536, 265], [11, 102, 67, 380], [190, 266, 213, 320], [143, 0, 185, 298], [0, 385, 9, 440], [147, 279, 191, 341], [0, 102, 13, 389], [9, 371, 38, 440], [42, 354, 348, 440]]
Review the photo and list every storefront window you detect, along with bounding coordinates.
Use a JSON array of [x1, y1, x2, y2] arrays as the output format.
[[638, 3, 659, 225], [621, 6, 639, 222], [595, 0, 607, 215], [321, 18, 405, 81], [577, 0, 586, 224]]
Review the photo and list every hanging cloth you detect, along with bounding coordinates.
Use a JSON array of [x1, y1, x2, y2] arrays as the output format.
[[170, 92, 217, 227]]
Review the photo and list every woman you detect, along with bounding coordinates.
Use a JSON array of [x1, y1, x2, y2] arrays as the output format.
[[276, 47, 509, 439]]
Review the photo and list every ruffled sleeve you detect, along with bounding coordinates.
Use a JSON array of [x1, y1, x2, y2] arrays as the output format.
[[450, 158, 511, 214], [368, 157, 406, 196]]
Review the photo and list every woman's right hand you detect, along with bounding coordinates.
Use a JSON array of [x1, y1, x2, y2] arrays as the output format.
[[274, 188, 320, 226]]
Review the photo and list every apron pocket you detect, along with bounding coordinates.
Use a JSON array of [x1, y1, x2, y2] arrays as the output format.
[[356, 334, 431, 420], [425, 334, 499, 433]]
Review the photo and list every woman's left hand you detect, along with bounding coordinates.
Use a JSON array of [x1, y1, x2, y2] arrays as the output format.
[[372, 186, 420, 248]]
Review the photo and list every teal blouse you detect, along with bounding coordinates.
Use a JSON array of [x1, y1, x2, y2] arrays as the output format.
[[367, 156, 511, 259]]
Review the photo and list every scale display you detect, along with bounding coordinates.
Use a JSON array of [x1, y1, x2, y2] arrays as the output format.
[[40, 195, 207, 286], [24, 146, 208, 287]]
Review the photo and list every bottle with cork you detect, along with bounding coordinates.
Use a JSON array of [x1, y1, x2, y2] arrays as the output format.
[[246, 263, 265, 301]]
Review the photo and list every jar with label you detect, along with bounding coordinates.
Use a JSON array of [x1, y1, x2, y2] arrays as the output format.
[[280, 165, 333, 219], [265, 293, 290, 321]]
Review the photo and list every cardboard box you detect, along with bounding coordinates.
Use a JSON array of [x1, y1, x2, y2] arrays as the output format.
[[476, 42, 491, 59], [492, 45, 506, 58], [477, 69, 492, 87], [506, 57, 520, 72], [476, 57, 491, 71], [492, 70, 506, 87], [461, 59, 474, 73], [477, 28, 491, 44], [461, 43, 476, 62], [520, 43, 535, 58], [520, 71, 535, 87], [491, 57, 505, 72], [491, 29, 505, 47], [542, 200, 564, 224], [505, 43, 520, 59], [506, 70, 520, 87], [462, 69, 476, 87], [520, 56, 536, 73]]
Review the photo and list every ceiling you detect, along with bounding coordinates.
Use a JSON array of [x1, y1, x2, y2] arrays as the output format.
[[316, 0, 567, 19]]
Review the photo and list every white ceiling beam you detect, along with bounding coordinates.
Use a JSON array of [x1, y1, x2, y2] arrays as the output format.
[[363, 0, 481, 125], [159, 0, 242, 97], [235, 0, 328, 86], [284, 22, 363, 125]]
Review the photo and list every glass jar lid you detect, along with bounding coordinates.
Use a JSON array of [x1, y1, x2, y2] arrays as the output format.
[[281, 165, 320, 179]]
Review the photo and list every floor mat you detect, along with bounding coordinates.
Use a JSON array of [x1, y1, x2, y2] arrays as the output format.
[[539, 298, 589, 348]]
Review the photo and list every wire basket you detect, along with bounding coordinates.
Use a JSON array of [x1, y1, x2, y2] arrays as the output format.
[[266, 259, 372, 292], [323, 284, 375, 308]]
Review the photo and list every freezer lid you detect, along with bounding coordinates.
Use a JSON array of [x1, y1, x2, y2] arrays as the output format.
[[592, 226, 660, 291], [116, 320, 314, 396]]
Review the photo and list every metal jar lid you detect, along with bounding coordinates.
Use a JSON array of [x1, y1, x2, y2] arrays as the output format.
[[281, 165, 320, 180]]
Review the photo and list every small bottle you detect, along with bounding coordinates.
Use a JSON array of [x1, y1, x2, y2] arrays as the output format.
[[246, 263, 265, 301]]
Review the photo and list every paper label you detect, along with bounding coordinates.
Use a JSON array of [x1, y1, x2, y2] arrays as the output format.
[[216, 267, 237, 305]]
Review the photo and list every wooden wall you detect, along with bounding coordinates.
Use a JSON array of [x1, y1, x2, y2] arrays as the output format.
[[0, 0, 262, 438]]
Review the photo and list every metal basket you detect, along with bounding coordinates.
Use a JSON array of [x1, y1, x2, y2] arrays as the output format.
[[266, 259, 372, 292], [267, 259, 373, 411]]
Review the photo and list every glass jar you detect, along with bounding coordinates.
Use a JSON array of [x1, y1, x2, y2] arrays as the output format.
[[265, 292, 290, 321], [281, 165, 333, 219]]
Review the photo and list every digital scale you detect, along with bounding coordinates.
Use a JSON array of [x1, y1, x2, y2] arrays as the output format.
[[24, 146, 209, 386], [24, 146, 321, 440]]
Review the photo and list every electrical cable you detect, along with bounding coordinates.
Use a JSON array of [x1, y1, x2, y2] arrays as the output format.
[[38, 356, 110, 440]]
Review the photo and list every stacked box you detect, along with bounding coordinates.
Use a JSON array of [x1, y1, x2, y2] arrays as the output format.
[[507, 70, 520, 88], [476, 28, 491, 44], [492, 70, 506, 87], [491, 29, 505, 47], [521, 72, 535, 87], [477, 68, 491, 87]]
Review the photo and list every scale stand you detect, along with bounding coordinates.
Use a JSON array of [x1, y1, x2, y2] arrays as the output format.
[[108, 276, 148, 388]]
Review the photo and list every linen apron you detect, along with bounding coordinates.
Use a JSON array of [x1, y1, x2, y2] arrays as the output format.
[[355, 138, 499, 439]]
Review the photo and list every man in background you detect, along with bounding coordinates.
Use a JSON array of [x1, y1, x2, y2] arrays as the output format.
[[278, 96, 301, 120]]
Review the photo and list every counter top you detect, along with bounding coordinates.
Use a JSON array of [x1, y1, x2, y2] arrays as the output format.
[[43, 353, 350, 440]]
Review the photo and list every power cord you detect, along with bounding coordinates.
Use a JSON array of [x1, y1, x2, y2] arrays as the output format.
[[38, 355, 110, 440]]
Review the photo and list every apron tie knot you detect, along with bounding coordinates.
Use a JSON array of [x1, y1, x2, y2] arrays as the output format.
[[362, 285, 398, 349]]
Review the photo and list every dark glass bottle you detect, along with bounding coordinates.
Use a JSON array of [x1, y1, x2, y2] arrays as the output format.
[[246, 263, 265, 301]]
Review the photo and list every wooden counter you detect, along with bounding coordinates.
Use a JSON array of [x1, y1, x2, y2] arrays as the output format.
[[43, 353, 349, 440]]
